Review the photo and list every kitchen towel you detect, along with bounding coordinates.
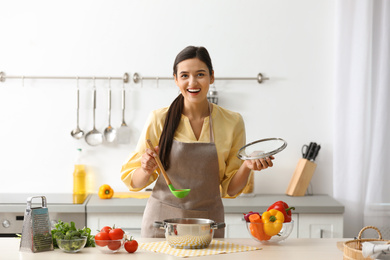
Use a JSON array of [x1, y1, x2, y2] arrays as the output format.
[[113, 192, 151, 199], [139, 240, 261, 258], [362, 241, 390, 259]]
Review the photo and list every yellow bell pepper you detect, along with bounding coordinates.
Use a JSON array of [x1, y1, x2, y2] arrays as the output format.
[[98, 184, 114, 199], [261, 209, 285, 236]]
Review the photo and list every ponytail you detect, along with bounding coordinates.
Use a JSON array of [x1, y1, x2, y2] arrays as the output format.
[[159, 94, 184, 170]]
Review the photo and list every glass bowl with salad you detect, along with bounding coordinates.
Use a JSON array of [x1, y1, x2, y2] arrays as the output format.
[[57, 236, 87, 253], [51, 220, 95, 253]]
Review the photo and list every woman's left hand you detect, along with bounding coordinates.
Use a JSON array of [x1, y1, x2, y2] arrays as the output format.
[[244, 156, 275, 171]]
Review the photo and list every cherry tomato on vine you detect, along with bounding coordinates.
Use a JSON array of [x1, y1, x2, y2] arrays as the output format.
[[109, 228, 124, 240], [124, 237, 138, 253], [100, 226, 112, 233], [95, 232, 110, 246], [108, 240, 122, 250]]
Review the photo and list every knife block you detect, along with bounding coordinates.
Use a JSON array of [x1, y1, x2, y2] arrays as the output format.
[[286, 158, 317, 196]]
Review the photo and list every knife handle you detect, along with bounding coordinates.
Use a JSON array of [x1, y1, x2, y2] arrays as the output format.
[[302, 142, 313, 159], [312, 145, 321, 161], [301, 144, 309, 158], [305, 142, 315, 159]]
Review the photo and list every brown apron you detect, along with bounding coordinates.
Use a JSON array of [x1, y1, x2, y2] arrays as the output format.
[[141, 109, 225, 238]]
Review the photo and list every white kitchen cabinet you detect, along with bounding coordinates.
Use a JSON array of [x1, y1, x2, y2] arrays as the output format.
[[224, 213, 343, 238], [221, 194, 344, 239], [298, 214, 343, 238], [88, 212, 343, 239], [86, 194, 344, 239], [87, 213, 143, 239], [224, 214, 250, 238], [88, 213, 343, 239]]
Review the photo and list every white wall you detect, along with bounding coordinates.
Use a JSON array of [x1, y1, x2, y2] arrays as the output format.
[[0, 0, 335, 195]]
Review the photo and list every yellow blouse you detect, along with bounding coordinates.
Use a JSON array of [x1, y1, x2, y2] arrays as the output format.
[[120, 103, 247, 198]]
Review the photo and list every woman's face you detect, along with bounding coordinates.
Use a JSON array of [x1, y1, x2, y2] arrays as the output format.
[[174, 58, 214, 105]]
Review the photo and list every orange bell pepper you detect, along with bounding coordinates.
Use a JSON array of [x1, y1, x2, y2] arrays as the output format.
[[98, 184, 114, 199], [249, 214, 271, 241]]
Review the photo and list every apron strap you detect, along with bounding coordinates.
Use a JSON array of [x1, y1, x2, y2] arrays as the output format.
[[208, 102, 215, 143]]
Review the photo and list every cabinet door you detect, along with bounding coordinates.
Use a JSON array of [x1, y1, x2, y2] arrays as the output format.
[[224, 214, 251, 238], [87, 213, 143, 239], [290, 214, 299, 238], [298, 214, 343, 238]]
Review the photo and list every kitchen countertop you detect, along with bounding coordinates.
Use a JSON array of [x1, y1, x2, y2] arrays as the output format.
[[1, 237, 346, 260], [0, 193, 91, 213], [87, 193, 344, 214]]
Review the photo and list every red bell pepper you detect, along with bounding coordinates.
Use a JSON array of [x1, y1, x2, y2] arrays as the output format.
[[267, 201, 295, 223]]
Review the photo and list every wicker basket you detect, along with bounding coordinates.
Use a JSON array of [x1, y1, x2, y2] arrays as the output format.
[[343, 226, 390, 260]]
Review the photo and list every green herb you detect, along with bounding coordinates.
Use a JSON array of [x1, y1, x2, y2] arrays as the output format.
[[51, 220, 95, 248]]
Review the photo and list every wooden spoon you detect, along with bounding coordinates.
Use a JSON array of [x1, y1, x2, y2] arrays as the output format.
[[146, 139, 190, 199]]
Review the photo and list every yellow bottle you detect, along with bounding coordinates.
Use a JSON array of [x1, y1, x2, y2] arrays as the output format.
[[73, 148, 86, 195]]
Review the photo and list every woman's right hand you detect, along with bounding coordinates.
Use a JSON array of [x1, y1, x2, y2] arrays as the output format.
[[140, 146, 160, 176]]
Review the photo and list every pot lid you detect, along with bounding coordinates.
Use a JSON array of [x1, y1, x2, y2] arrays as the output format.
[[237, 138, 287, 160]]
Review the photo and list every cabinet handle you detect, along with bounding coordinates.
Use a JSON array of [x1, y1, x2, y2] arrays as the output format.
[[320, 229, 324, 238]]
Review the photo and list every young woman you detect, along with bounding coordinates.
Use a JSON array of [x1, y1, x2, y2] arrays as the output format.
[[121, 46, 274, 237]]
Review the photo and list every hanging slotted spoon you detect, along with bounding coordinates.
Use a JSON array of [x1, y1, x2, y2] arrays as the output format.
[[146, 139, 190, 199]]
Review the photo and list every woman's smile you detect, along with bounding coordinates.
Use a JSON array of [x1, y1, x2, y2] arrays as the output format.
[[187, 88, 201, 93]]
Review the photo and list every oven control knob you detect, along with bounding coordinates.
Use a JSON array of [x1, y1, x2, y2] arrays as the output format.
[[2, 220, 10, 228]]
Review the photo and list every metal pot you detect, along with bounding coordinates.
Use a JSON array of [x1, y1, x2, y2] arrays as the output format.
[[153, 218, 225, 249]]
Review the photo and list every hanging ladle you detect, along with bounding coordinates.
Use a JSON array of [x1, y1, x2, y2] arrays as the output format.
[[85, 78, 103, 146], [70, 77, 84, 139], [146, 139, 190, 199]]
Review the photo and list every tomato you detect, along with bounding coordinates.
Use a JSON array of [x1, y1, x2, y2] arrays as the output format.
[[108, 240, 122, 251], [100, 226, 112, 233], [95, 231, 110, 246], [124, 238, 138, 253], [109, 228, 124, 240]]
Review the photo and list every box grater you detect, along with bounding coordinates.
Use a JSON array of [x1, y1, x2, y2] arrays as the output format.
[[19, 196, 54, 253]]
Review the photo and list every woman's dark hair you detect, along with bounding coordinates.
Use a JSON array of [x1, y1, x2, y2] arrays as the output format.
[[158, 46, 213, 170]]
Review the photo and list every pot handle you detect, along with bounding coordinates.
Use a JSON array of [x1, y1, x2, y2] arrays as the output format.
[[153, 221, 165, 229], [211, 222, 226, 230]]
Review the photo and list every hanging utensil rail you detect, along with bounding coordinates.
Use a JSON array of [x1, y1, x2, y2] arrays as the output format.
[[0, 71, 270, 85], [0, 71, 130, 83], [132, 72, 269, 84]]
